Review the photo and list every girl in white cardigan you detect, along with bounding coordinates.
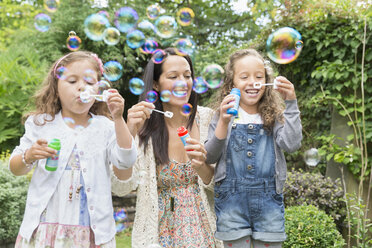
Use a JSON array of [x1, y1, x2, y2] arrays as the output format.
[[9, 51, 137, 247], [111, 48, 223, 248]]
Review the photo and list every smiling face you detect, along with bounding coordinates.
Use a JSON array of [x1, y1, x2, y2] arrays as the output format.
[[57, 60, 99, 118], [154, 55, 193, 108], [233, 55, 266, 114]]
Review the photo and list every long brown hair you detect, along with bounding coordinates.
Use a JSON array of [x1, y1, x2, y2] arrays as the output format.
[[24, 51, 110, 125], [138, 47, 198, 166], [220, 49, 284, 131]]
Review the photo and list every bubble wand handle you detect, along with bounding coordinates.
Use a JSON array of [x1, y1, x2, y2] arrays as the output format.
[[148, 108, 174, 118]]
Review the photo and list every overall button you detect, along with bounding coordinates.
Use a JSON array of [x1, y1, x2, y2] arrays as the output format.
[[248, 124, 254, 129], [247, 165, 253, 170], [232, 123, 237, 129], [215, 193, 220, 198], [248, 138, 253, 144], [247, 151, 253, 157], [215, 182, 221, 186]]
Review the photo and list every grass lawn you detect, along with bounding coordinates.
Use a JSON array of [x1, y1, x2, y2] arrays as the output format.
[[115, 228, 131, 248]]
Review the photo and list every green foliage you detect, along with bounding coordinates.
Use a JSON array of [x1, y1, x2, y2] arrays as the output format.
[[0, 0, 40, 51], [346, 194, 372, 247], [249, 0, 372, 178], [0, 44, 48, 152], [0, 153, 29, 243], [284, 169, 346, 227], [284, 205, 345, 248]]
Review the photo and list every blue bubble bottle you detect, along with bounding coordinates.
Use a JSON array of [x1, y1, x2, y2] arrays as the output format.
[[227, 88, 241, 116]]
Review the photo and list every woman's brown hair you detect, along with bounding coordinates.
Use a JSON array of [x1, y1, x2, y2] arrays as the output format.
[[24, 51, 110, 125], [138, 47, 198, 166]]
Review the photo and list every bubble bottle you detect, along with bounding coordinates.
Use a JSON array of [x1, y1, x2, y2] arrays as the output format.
[[45, 138, 61, 171], [226, 88, 240, 116], [177, 126, 190, 147]]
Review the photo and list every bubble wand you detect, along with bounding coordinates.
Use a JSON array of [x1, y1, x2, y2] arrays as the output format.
[[148, 108, 173, 118], [80, 90, 111, 102], [253, 79, 279, 89]]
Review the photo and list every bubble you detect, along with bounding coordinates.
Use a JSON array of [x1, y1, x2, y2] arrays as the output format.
[[55, 67, 67, 80], [126, 30, 145, 49], [103, 61, 123, 81], [75, 125, 84, 131], [103, 27, 121, 46], [114, 208, 129, 233], [176, 7, 195, 26], [84, 14, 110, 41], [181, 103, 193, 116], [174, 38, 195, 56], [98, 10, 110, 19], [201, 64, 224, 89], [137, 20, 155, 35], [66, 35, 81, 51], [63, 117, 75, 128], [160, 90, 171, 102], [193, 76, 208, 94], [304, 148, 321, 167], [83, 69, 97, 84], [152, 49, 166, 64], [34, 13, 51, 32], [172, 81, 188, 98], [97, 79, 111, 95], [295, 40, 303, 49], [80, 85, 96, 103], [129, 77, 145, 95], [114, 7, 138, 33], [146, 4, 161, 20], [146, 90, 158, 103], [44, 0, 59, 13], [266, 27, 303, 64], [140, 39, 158, 54], [155, 16, 177, 39]]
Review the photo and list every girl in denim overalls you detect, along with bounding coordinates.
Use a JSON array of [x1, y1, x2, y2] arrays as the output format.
[[205, 49, 302, 248]]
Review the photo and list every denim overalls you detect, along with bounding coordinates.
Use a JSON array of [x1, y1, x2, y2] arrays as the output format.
[[214, 123, 286, 242]]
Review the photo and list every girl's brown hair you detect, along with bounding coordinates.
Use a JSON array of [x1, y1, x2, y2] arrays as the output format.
[[25, 51, 110, 125], [219, 49, 284, 132]]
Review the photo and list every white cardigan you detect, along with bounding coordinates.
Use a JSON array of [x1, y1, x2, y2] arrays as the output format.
[[111, 106, 223, 248], [10, 112, 137, 245]]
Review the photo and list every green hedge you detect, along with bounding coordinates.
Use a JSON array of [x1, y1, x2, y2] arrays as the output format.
[[0, 154, 29, 243], [284, 205, 345, 248], [284, 169, 346, 228]]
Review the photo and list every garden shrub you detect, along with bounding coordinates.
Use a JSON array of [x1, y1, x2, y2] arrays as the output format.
[[284, 205, 345, 248], [284, 169, 346, 227], [0, 153, 29, 243]]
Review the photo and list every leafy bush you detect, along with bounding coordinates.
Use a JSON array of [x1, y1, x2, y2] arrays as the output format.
[[284, 205, 345, 248], [0, 153, 29, 243], [284, 169, 345, 227]]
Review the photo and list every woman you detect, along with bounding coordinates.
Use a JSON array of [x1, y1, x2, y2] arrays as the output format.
[[111, 48, 222, 247]]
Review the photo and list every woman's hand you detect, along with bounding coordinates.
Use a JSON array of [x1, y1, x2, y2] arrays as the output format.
[[275, 76, 297, 100], [127, 101, 155, 137], [107, 89, 125, 120], [25, 139, 57, 163], [184, 138, 208, 170]]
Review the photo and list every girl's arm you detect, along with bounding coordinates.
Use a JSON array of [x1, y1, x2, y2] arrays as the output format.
[[9, 139, 56, 176], [204, 94, 235, 164], [274, 77, 302, 152], [107, 89, 137, 170]]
